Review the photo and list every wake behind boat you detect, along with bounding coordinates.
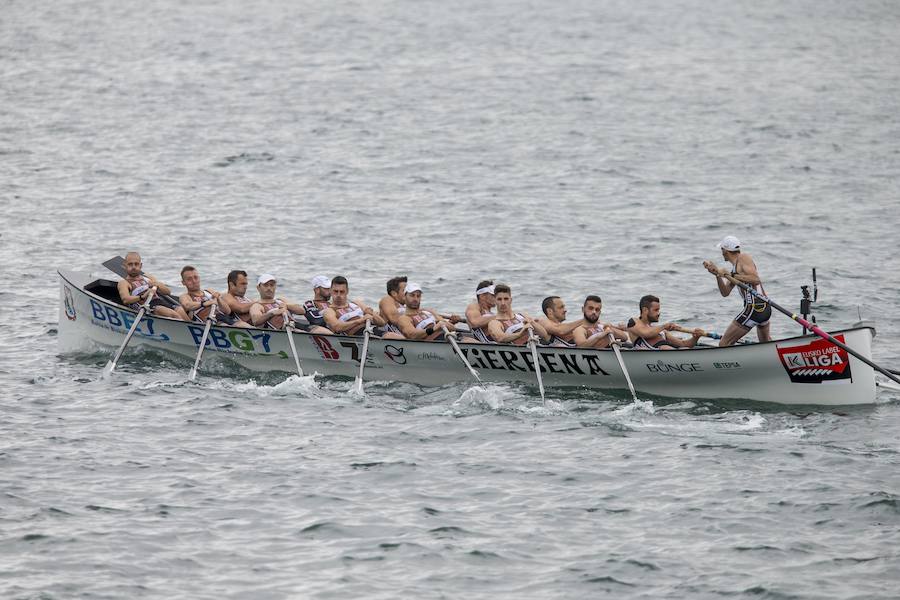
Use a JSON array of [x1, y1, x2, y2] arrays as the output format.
[[58, 269, 883, 406]]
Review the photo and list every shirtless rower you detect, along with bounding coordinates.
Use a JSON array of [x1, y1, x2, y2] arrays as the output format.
[[301, 275, 335, 334], [378, 276, 407, 337], [178, 265, 250, 328], [486, 284, 551, 345], [221, 270, 256, 325], [116, 252, 188, 320], [703, 235, 772, 346], [626, 295, 702, 350], [536, 296, 586, 347], [572, 295, 629, 349], [249, 274, 305, 330], [322, 276, 402, 338], [465, 280, 498, 343], [395, 283, 456, 341]]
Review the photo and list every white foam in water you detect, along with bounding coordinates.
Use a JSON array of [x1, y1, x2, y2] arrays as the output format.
[[450, 384, 510, 413], [211, 374, 320, 397]]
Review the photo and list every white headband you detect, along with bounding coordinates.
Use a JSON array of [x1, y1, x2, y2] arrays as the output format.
[[476, 285, 496, 296]]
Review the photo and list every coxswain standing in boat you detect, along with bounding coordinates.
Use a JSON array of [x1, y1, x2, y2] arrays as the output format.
[[395, 283, 457, 341], [322, 276, 403, 338], [222, 270, 256, 325], [249, 274, 305, 329], [536, 296, 586, 347], [302, 275, 335, 334], [378, 276, 408, 337], [178, 265, 249, 328], [117, 252, 189, 320], [703, 235, 772, 346], [626, 294, 702, 350], [486, 284, 551, 345], [465, 280, 499, 343], [572, 295, 629, 348]]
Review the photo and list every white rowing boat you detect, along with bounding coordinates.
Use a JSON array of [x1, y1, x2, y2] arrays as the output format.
[[58, 269, 881, 406]]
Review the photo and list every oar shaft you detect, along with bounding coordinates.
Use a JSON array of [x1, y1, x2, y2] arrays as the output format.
[[609, 333, 639, 402], [527, 328, 546, 404], [721, 273, 900, 386], [354, 319, 373, 394], [671, 324, 721, 339], [189, 303, 217, 381], [283, 311, 305, 377], [103, 287, 157, 377], [441, 323, 485, 388]]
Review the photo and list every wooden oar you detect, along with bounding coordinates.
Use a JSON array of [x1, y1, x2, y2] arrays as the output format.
[[102, 286, 157, 378], [526, 327, 546, 404], [441, 323, 486, 389], [353, 318, 374, 394], [719, 272, 900, 386], [188, 299, 217, 381], [284, 311, 305, 377], [608, 332, 639, 402]]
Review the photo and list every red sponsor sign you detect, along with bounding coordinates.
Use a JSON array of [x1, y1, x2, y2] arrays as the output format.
[[312, 335, 340, 360], [777, 335, 852, 384]]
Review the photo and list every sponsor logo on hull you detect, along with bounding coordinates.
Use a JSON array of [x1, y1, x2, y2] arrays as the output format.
[[64, 287, 77, 321], [777, 335, 852, 384]]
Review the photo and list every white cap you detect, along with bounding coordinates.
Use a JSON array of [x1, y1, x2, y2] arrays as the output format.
[[717, 236, 741, 252], [310, 275, 331, 289], [405, 282, 422, 295], [257, 273, 276, 285], [476, 284, 496, 296]]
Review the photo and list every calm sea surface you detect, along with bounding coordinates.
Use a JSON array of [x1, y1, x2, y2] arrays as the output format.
[[2, 0, 899, 598]]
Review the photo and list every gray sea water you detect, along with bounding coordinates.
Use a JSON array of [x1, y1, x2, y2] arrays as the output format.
[[2, 0, 900, 598]]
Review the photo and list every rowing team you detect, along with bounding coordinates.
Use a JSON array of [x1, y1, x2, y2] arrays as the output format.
[[116, 236, 770, 349]]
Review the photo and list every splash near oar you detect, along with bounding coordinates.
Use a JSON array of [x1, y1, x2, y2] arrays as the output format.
[[719, 272, 900, 386]]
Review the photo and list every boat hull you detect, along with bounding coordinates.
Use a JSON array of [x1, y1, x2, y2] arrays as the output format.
[[58, 270, 878, 406]]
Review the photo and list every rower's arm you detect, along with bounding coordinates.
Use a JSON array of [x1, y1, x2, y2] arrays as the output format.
[[627, 321, 664, 340], [250, 303, 271, 327], [281, 298, 305, 315], [465, 305, 495, 328], [118, 280, 141, 305], [180, 292, 202, 313], [541, 318, 585, 337], [213, 291, 232, 315], [572, 326, 591, 348], [146, 275, 171, 296], [667, 333, 700, 348], [529, 320, 552, 343], [380, 298, 401, 325], [224, 294, 253, 316], [324, 309, 365, 333], [397, 316, 426, 340]]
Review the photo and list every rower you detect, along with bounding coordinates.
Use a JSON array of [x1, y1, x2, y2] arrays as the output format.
[[178, 265, 249, 327], [536, 296, 585, 346], [322, 275, 402, 338], [395, 283, 456, 341], [221, 270, 256, 325], [249, 274, 305, 330], [301, 276, 335, 334], [486, 284, 551, 345], [116, 252, 189, 320], [626, 295, 701, 350], [378, 276, 407, 337], [703, 235, 772, 346], [465, 280, 498, 343], [572, 295, 629, 348]]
